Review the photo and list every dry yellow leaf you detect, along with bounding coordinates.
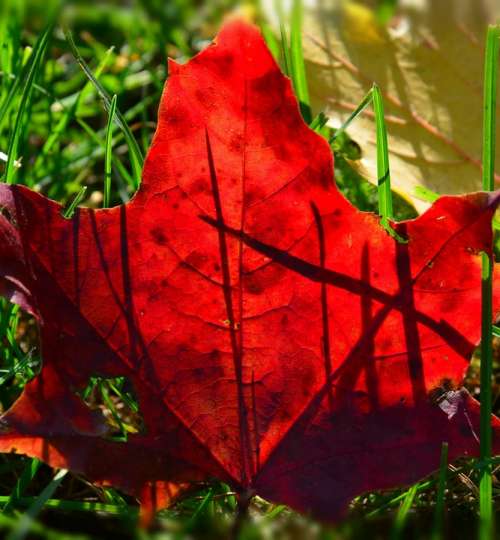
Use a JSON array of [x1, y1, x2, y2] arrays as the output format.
[[299, 0, 500, 210]]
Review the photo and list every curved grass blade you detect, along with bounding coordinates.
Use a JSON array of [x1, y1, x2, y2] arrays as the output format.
[[77, 117, 135, 194], [64, 29, 143, 188], [3, 19, 54, 184], [332, 88, 373, 141], [7, 468, 67, 540], [309, 112, 329, 136], [431, 442, 448, 540], [38, 46, 115, 161], [104, 94, 117, 208], [186, 488, 213, 531], [290, 0, 311, 123], [261, 22, 280, 61], [0, 58, 31, 133], [0, 495, 135, 516], [275, 0, 292, 78], [0, 351, 36, 387], [367, 479, 432, 519], [2, 459, 41, 514], [62, 186, 87, 219], [390, 482, 419, 540]]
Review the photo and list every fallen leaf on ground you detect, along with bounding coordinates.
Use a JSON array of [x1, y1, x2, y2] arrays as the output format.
[[298, 0, 500, 211], [0, 20, 499, 522]]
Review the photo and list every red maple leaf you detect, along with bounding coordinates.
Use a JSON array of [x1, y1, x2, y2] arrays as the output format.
[[0, 20, 499, 522]]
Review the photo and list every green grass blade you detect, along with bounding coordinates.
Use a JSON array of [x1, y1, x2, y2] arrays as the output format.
[[0, 56, 31, 132], [186, 488, 213, 530], [0, 352, 33, 386], [376, 0, 398, 25], [99, 381, 128, 439], [3, 20, 54, 184], [390, 482, 419, 540], [290, 0, 311, 123], [482, 26, 500, 193], [0, 3, 29, 129], [0, 512, 81, 540], [104, 94, 117, 208], [413, 185, 439, 203], [367, 479, 433, 519], [275, 0, 292, 77], [77, 117, 135, 192], [371, 83, 406, 241], [38, 46, 114, 160], [480, 262, 494, 538], [64, 29, 143, 187], [309, 112, 328, 133], [372, 83, 393, 223], [432, 442, 448, 540], [7, 468, 67, 540], [107, 379, 139, 413], [0, 495, 136, 516], [261, 23, 280, 61], [479, 23, 500, 540], [3, 459, 41, 514], [332, 88, 373, 141], [62, 186, 87, 219], [264, 504, 286, 521]]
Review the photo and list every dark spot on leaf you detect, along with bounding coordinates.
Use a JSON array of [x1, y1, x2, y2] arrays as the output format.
[[244, 274, 264, 295], [229, 134, 244, 153], [185, 251, 208, 267], [150, 227, 168, 246], [191, 177, 208, 194]]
